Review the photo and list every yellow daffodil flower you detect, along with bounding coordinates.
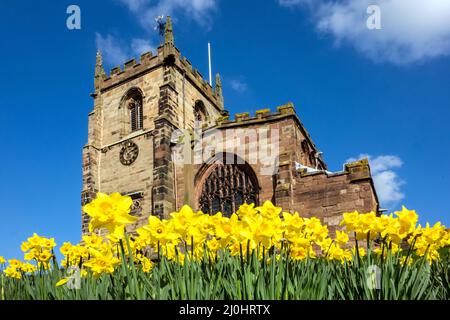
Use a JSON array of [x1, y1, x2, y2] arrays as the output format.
[[83, 192, 137, 237]]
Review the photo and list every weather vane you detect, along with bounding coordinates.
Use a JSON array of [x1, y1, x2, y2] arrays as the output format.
[[154, 15, 165, 44]]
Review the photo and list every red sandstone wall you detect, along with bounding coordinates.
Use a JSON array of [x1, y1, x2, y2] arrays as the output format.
[[175, 109, 379, 236], [281, 164, 379, 235]]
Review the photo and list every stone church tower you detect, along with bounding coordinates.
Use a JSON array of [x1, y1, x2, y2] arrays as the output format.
[[81, 17, 379, 235]]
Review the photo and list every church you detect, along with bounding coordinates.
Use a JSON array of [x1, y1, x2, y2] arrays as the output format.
[[81, 17, 379, 236]]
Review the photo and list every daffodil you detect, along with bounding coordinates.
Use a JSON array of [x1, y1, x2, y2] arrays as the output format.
[[206, 237, 221, 254], [38, 250, 53, 262], [303, 217, 329, 242], [214, 213, 240, 244], [187, 214, 215, 244], [242, 214, 282, 248], [169, 205, 203, 240], [82, 192, 137, 238], [395, 206, 418, 234], [60, 242, 74, 256], [327, 244, 351, 263], [352, 246, 366, 258], [24, 249, 38, 261], [82, 234, 104, 248], [130, 236, 148, 251], [84, 246, 120, 277], [21, 233, 57, 264], [27, 233, 42, 247], [290, 246, 309, 260], [4, 266, 21, 279], [8, 259, 22, 268], [137, 215, 179, 246], [340, 211, 359, 231], [411, 222, 449, 262], [8, 194, 450, 281], [41, 237, 56, 249], [20, 262, 37, 273], [55, 278, 70, 287], [282, 211, 304, 232], [21, 241, 32, 252], [136, 254, 153, 273], [255, 201, 282, 220], [400, 255, 413, 266], [335, 230, 349, 247], [236, 203, 257, 219]]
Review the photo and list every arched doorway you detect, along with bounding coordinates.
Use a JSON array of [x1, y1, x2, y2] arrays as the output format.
[[197, 153, 259, 217]]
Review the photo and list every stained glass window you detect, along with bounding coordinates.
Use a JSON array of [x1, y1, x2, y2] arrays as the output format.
[[199, 158, 259, 217]]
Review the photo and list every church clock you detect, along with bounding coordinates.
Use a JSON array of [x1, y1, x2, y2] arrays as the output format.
[[119, 141, 139, 165]]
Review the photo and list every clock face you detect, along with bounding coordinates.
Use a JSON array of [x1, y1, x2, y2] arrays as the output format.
[[120, 141, 139, 165]]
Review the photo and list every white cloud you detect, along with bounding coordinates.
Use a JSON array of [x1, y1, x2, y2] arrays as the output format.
[[369, 155, 403, 175], [95, 33, 155, 67], [95, 33, 128, 66], [118, 0, 218, 29], [131, 38, 155, 55], [278, 0, 313, 8], [373, 170, 405, 204], [229, 78, 248, 93], [119, 0, 149, 12], [346, 154, 405, 207], [97, 0, 215, 69], [278, 0, 450, 65]]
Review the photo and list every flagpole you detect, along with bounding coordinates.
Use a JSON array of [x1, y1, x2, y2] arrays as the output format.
[[208, 42, 212, 86]]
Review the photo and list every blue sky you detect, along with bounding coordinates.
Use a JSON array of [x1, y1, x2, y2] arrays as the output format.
[[0, 0, 449, 260]]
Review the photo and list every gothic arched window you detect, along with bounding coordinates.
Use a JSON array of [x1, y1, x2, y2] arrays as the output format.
[[309, 152, 316, 168], [199, 155, 259, 217], [124, 88, 143, 132], [301, 140, 309, 153], [194, 100, 207, 124]]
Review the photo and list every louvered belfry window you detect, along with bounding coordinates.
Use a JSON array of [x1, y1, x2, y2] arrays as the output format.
[[129, 98, 143, 131], [199, 155, 259, 217], [128, 97, 143, 132]]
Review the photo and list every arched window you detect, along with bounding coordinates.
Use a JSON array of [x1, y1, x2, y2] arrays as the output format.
[[301, 140, 309, 153], [194, 100, 207, 124], [309, 152, 316, 168], [129, 98, 143, 131], [124, 88, 143, 132], [199, 154, 259, 217]]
